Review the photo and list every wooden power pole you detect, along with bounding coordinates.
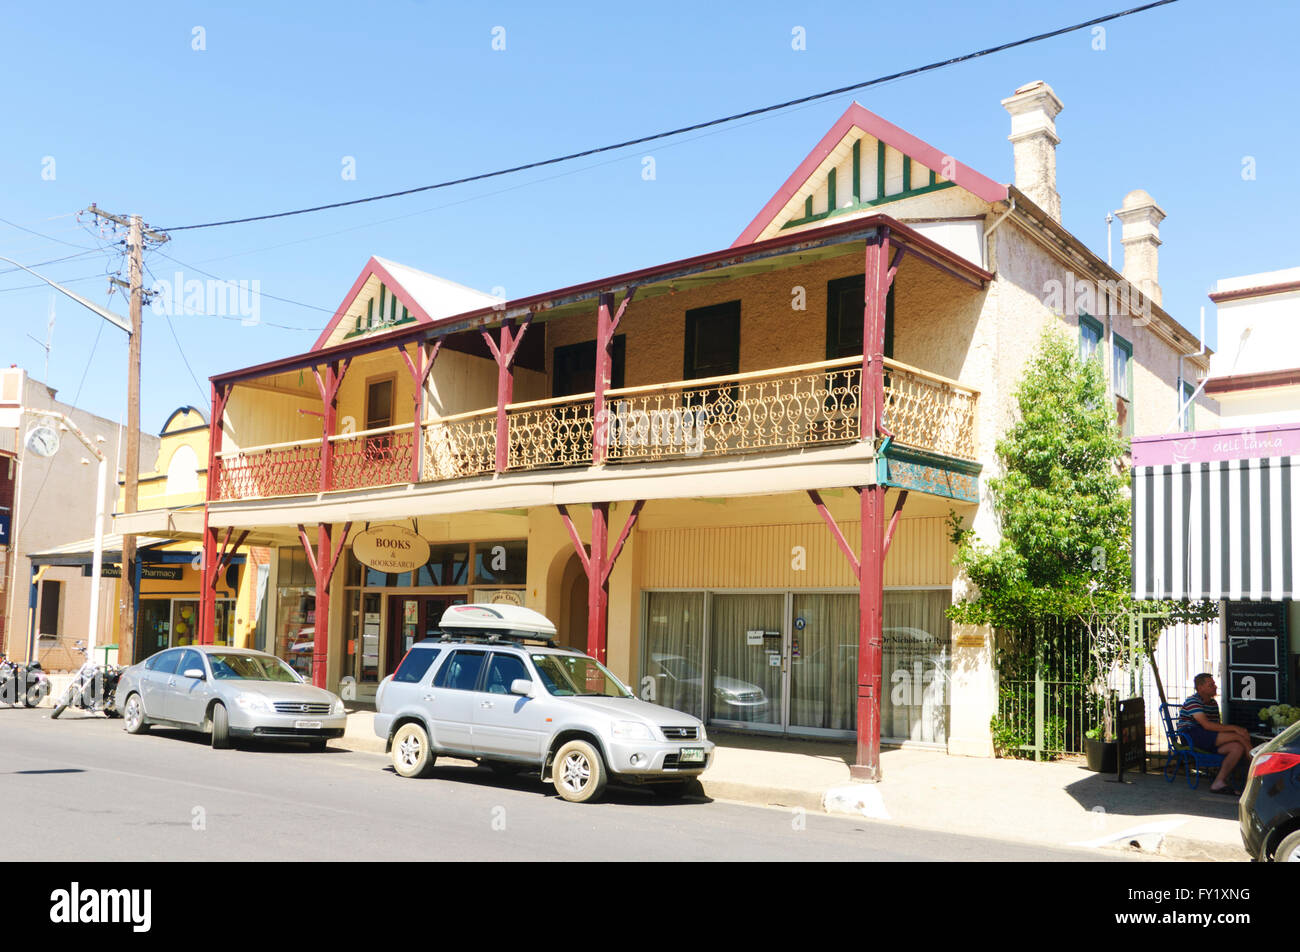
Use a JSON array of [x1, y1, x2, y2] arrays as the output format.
[[82, 206, 168, 662]]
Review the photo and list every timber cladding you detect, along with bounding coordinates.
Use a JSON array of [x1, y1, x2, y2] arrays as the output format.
[[638, 517, 955, 589]]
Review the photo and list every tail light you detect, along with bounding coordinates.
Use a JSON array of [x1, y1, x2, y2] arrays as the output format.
[[1251, 752, 1300, 779]]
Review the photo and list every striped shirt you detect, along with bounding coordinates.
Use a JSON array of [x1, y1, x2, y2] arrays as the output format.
[[1179, 694, 1220, 732]]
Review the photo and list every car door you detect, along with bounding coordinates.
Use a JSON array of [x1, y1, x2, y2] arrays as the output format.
[[141, 649, 182, 720], [427, 649, 487, 755], [473, 651, 548, 761], [170, 649, 211, 726]]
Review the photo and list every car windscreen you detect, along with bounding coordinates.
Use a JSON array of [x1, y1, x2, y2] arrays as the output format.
[[531, 653, 631, 698], [208, 653, 301, 682]]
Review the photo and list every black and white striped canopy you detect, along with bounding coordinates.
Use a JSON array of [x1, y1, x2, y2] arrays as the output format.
[[1132, 456, 1298, 600]]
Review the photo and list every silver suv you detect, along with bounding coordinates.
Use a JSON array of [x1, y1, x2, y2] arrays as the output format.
[[374, 605, 713, 803]]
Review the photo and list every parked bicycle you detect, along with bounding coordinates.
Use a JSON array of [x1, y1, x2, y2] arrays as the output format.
[[0, 654, 51, 708], [51, 642, 122, 719]]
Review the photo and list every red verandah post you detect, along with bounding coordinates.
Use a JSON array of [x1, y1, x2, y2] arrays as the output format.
[[482, 316, 532, 474], [199, 383, 231, 646]]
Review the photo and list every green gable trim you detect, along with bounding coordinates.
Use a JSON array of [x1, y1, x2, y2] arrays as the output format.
[[827, 167, 836, 213], [343, 283, 418, 340], [929, 168, 937, 186], [852, 140, 861, 204], [804, 196, 813, 218], [779, 180, 957, 231], [902, 155, 911, 192], [876, 140, 886, 202]]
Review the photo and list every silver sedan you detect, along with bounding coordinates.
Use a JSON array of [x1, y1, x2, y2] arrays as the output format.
[[115, 645, 346, 750]]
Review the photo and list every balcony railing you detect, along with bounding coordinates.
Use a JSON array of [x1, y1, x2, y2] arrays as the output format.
[[603, 358, 862, 464], [882, 359, 979, 460], [212, 358, 977, 501]]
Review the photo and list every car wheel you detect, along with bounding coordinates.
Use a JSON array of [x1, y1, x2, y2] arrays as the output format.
[[391, 723, 435, 778], [553, 739, 607, 803], [652, 778, 703, 800], [210, 703, 231, 750], [1275, 829, 1300, 863], [123, 693, 149, 734]]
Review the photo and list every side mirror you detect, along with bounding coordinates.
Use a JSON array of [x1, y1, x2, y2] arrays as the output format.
[[182, 668, 206, 681], [509, 678, 532, 696]]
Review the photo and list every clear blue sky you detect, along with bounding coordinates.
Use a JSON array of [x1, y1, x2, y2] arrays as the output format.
[[1, 0, 1294, 432]]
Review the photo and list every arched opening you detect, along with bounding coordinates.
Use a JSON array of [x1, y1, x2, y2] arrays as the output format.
[[559, 552, 588, 652]]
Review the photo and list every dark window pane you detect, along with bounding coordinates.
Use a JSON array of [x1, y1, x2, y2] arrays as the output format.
[[38, 580, 61, 635], [484, 653, 529, 694], [394, 647, 441, 684], [684, 301, 740, 380], [473, 541, 527, 585], [433, 650, 486, 691], [178, 650, 205, 678], [366, 379, 394, 430], [826, 276, 893, 360], [417, 543, 470, 586], [152, 650, 182, 676], [552, 336, 625, 398]]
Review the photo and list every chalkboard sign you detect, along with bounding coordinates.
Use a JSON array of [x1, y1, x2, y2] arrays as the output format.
[[1116, 696, 1146, 781], [1225, 600, 1289, 730]]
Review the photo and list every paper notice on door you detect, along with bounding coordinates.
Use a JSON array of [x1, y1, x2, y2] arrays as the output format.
[[746, 630, 764, 646]]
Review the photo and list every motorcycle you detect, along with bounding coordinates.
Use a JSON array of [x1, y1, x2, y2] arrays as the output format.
[[0, 655, 51, 708], [51, 643, 121, 719]]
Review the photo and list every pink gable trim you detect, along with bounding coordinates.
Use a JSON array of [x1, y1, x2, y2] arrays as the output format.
[[310, 256, 439, 351], [732, 102, 1008, 248]]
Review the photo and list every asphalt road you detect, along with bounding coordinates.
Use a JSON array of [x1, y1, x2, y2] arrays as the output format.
[[3, 708, 1147, 862]]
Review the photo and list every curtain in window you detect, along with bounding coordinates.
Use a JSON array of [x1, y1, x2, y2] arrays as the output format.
[[641, 592, 706, 718], [791, 593, 858, 731], [708, 594, 783, 726], [882, 590, 951, 744]]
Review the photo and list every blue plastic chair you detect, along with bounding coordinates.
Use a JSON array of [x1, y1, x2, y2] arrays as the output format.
[[1160, 702, 1225, 790]]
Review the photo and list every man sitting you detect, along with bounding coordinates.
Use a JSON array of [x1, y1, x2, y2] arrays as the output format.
[[1179, 673, 1251, 795]]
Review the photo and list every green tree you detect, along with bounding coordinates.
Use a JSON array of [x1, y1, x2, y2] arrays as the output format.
[[949, 330, 1215, 745]]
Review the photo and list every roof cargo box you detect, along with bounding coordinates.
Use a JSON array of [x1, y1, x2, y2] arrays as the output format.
[[436, 603, 558, 640]]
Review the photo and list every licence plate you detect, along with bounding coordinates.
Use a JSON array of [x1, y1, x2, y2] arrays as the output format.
[[678, 747, 705, 764], [294, 720, 322, 729]]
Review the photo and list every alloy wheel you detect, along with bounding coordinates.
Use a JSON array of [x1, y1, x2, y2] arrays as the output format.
[[559, 751, 591, 793], [125, 696, 141, 731], [397, 733, 422, 770]]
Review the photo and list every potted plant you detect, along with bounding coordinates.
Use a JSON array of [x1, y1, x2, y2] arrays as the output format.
[[1084, 722, 1117, 773]]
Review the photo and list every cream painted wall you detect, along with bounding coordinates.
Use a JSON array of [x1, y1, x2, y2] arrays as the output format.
[[1211, 288, 1300, 379]]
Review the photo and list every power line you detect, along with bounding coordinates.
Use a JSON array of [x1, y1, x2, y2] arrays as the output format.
[[142, 258, 213, 410], [0, 215, 101, 251], [150, 248, 334, 322], [158, 0, 1179, 232]]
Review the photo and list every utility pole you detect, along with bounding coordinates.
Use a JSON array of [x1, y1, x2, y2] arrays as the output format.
[[81, 206, 168, 663]]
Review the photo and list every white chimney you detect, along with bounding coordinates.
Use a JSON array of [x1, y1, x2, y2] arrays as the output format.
[[1115, 189, 1166, 306], [1001, 80, 1064, 222]]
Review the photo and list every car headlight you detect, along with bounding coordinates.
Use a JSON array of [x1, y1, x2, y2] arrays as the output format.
[[331, 697, 345, 716], [234, 695, 272, 713], [698, 724, 707, 742], [612, 721, 654, 741]]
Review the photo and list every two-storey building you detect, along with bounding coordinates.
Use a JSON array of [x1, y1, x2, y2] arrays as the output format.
[[195, 81, 1215, 774]]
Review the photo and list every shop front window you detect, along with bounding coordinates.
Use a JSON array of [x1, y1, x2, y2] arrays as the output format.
[[473, 541, 526, 585], [641, 592, 706, 718], [171, 601, 199, 647], [276, 547, 316, 679]]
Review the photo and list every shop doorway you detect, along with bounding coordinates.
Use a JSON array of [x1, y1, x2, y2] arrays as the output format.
[[385, 594, 460, 674]]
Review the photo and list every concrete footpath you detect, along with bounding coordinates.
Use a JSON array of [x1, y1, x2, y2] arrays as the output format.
[[338, 709, 1247, 861]]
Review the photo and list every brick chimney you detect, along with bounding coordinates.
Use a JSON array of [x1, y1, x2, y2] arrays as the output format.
[[1115, 189, 1166, 306], [1001, 81, 1064, 222]]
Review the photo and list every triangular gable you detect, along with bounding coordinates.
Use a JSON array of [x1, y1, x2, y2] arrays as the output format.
[[733, 102, 1008, 247], [312, 256, 502, 351]]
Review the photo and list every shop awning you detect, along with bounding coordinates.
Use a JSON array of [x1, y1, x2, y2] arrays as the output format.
[[1131, 424, 1300, 600]]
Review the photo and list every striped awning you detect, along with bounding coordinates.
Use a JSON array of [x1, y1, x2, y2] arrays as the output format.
[[1132, 455, 1298, 600]]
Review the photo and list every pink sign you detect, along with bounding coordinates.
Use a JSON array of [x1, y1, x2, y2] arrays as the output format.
[[1131, 423, 1300, 467]]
